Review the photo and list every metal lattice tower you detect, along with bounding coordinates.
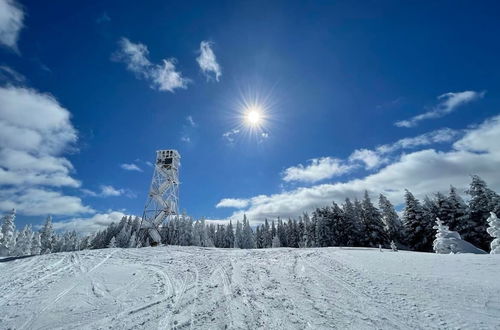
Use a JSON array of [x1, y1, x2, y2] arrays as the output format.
[[139, 150, 180, 244]]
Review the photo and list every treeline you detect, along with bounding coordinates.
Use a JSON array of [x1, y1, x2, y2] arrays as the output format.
[[87, 174, 500, 253], [1, 175, 498, 256]]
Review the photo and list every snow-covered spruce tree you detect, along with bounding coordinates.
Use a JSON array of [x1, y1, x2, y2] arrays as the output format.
[[40, 215, 54, 254], [14, 225, 33, 256], [272, 235, 281, 248], [361, 191, 388, 247], [31, 232, 41, 255], [0, 209, 16, 256], [379, 194, 403, 243], [444, 186, 469, 233], [241, 215, 255, 249], [403, 190, 433, 252], [433, 218, 460, 254], [390, 240, 398, 252], [464, 175, 498, 251], [234, 221, 242, 248], [263, 219, 272, 248], [225, 221, 234, 248], [314, 207, 330, 247], [108, 236, 117, 248], [116, 222, 131, 248], [128, 231, 137, 248], [486, 212, 500, 254], [342, 198, 362, 247]]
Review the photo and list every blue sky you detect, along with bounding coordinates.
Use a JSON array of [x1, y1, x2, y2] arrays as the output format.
[[1, 0, 500, 233]]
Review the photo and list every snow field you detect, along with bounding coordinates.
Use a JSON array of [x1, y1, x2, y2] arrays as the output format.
[[0, 246, 499, 329]]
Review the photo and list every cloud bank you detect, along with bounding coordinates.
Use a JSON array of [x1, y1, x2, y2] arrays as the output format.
[[217, 115, 500, 224], [395, 91, 485, 127], [0, 86, 92, 216]]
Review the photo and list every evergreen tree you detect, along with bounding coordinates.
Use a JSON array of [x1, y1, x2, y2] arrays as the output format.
[[342, 198, 361, 246], [225, 221, 234, 248], [403, 190, 433, 251], [486, 212, 500, 254], [465, 175, 496, 250], [40, 215, 54, 254], [272, 235, 281, 248], [445, 186, 468, 233], [361, 191, 388, 247], [433, 218, 463, 254], [108, 236, 117, 248], [31, 232, 41, 255], [379, 194, 402, 243], [0, 209, 16, 256], [128, 232, 137, 248], [241, 215, 255, 249]]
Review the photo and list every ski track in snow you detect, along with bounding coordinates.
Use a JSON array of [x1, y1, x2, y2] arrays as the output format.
[[0, 246, 499, 330]]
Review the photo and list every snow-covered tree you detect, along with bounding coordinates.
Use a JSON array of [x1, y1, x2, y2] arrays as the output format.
[[241, 215, 255, 249], [342, 198, 361, 246], [465, 175, 497, 251], [0, 209, 16, 256], [361, 191, 388, 247], [234, 221, 242, 248], [272, 235, 281, 248], [390, 240, 398, 252], [128, 232, 137, 248], [403, 190, 433, 252], [108, 236, 117, 248], [40, 216, 54, 254], [433, 218, 461, 254], [379, 194, 402, 243], [31, 232, 41, 255], [225, 221, 234, 248], [486, 212, 500, 254], [433, 218, 485, 254], [14, 225, 32, 256], [116, 223, 131, 248]]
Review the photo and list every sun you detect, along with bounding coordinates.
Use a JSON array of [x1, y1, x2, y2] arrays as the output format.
[[245, 107, 263, 126]]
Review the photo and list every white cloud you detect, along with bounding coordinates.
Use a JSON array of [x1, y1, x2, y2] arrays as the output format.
[[0, 188, 92, 216], [196, 41, 221, 82], [180, 136, 191, 143], [282, 157, 354, 183], [0, 65, 25, 82], [113, 38, 190, 93], [348, 149, 385, 170], [120, 163, 142, 172], [100, 185, 122, 197], [395, 91, 485, 127], [349, 128, 461, 170], [0, 0, 24, 51], [186, 115, 197, 127], [222, 128, 240, 143], [0, 86, 91, 216], [216, 198, 249, 209], [52, 211, 128, 235], [82, 185, 135, 198], [218, 115, 500, 225]]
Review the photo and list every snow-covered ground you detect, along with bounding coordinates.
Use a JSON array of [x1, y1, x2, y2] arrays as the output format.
[[0, 246, 499, 330]]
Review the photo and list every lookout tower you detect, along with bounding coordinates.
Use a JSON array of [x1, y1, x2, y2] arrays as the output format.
[[139, 150, 180, 245]]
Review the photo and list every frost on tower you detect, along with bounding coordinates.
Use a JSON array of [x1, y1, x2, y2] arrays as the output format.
[[139, 150, 180, 245]]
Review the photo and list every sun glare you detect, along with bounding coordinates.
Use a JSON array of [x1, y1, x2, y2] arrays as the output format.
[[245, 107, 262, 126]]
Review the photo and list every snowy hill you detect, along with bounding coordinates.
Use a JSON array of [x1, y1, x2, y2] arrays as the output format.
[[0, 247, 499, 330]]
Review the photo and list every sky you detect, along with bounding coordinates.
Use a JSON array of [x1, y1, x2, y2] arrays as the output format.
[[1, 0, 500, 233]]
